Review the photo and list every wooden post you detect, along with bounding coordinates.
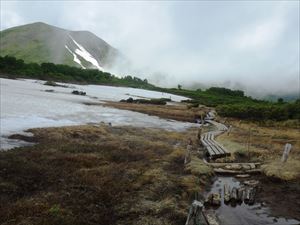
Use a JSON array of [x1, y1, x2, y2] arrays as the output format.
[[185, 139, 193, 165], [197, 127, 202, 141], [247, 128, 251, 161], [248, 187, 256, 205], [230, 187, 238, 202], [227, 125, 232, 136], [224, 183, 230, 203], [244, 188, 251, 204], [237, 187, 244, 203], [281, 143, 292, 163], [185, 200, 205, 225]]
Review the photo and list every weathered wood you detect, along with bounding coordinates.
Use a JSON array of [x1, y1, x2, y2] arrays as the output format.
[[230, 187, 238, 202], [237, 187, 244, 203], [248, 187, 256, 205], [212, 193, 221, 206], [243, 188, 251, 204], [204, 193, 213, 206], [243, 180, 259, 187], [223, 183, 231, 203], [185, 200, 207, 225], [200, 116, 231, 159], [281, 143, 292, 163], [202, 209, 220, 225], [197, 127, 202, 141], [206, 162, 261, 168], [185, 142, 193, 165], [214, 168, 262, 174], [235, 174, 250, 178]]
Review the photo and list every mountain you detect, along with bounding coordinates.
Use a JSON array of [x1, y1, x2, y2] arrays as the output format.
[[0, 22, 122, 70]]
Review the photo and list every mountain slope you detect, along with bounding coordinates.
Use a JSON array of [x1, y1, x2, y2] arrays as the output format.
[[0, 22, 121, 70]]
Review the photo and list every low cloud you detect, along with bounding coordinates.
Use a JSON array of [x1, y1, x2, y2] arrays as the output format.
[[1, 1, 299, 96]]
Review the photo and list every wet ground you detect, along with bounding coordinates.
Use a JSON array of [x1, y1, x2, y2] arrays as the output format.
[[205, 176, 300, 225]]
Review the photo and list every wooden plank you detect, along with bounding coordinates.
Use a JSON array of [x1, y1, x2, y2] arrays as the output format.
[[201, 140, 216, 156], [207, 162, 260, 168], [205, 139, 223, 155], [214, 168, 262, 174], [201, 139, 218, 156]]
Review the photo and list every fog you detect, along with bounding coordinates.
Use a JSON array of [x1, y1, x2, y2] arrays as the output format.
[[1, 1, 299, 96]]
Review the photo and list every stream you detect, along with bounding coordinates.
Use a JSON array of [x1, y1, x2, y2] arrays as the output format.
[[205, 176, 300, 225]]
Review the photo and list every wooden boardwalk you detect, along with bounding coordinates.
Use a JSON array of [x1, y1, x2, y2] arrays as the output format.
[[201, 120, 230, 159]]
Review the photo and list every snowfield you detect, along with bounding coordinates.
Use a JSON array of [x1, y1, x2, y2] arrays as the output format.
[[0, 78, 195, 149], [65, 35, 103, 70]]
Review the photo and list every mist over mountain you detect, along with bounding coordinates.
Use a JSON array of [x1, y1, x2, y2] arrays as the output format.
[[0, 22, 126, 71], [0, 21, 299, 100]]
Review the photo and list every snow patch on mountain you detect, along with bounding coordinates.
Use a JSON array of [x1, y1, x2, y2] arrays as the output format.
[[65, 45, 86, 69], [69, 36, 103, 71]]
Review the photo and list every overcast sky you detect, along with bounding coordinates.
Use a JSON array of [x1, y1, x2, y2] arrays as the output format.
[[1, 1, 299, 95]]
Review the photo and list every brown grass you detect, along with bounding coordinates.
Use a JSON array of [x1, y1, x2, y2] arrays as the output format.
[[216, 118, 300, 179], [0, 124, 212, 225], [102, 101, 209, 122], [262, 159, 300, 181]]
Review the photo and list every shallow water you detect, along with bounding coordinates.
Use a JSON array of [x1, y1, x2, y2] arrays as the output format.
[[0, 78, 195, 150], [206, 176, 300, 225]]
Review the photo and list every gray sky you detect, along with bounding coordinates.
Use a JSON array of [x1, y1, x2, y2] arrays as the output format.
[[1, 1, 299, 95]]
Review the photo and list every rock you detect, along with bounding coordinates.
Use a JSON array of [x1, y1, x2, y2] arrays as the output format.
[[72, 90, 86, 96]]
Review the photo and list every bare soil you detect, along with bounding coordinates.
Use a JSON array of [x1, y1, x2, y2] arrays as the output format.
[[256, 176, 300, 220]]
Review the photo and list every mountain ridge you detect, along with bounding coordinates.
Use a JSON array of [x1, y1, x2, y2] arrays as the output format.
[[0, 22, 122, 71]]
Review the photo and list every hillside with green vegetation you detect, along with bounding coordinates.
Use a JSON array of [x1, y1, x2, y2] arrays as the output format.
[[163, 87, 300, 121], [0, 22, 120, 69], [0, 55, 153, 89], [1, 55, 299, 121]]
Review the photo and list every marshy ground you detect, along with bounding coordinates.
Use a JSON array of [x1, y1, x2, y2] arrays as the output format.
[[0, 124, 212, 225], [1, 101, 299, 224]]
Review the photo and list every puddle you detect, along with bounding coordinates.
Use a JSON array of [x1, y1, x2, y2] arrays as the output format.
[[205, 176, 300, 225]]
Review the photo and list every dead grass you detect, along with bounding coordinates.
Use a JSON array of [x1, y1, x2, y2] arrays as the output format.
[[102, 101, 209, 122], [185, 156, 213, 177], [262, 159, 300, 181], [216, 118, 300, 179], [0, 124, 212, 225]]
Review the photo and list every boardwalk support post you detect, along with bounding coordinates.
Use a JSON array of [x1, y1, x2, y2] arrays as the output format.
[[185, 200, 206, 225]]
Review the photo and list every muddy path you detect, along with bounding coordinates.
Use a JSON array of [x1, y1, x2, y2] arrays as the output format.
[[205, 176, 300, 225], [201, 118, 300, 225]]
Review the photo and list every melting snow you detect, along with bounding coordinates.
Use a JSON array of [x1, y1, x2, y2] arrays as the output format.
[[1, 78, 194, 150], [65, 45, 86, 69], [69, 35, 103, 71]]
